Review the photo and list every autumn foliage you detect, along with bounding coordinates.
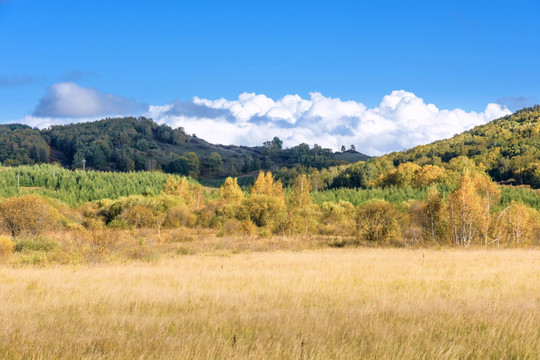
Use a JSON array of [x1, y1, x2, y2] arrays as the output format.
[[0, 195, 59, 237], [0, 167, 538, 252], [0, 235, 15, 262]]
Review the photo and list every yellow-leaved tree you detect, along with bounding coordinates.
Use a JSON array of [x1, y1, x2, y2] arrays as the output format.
[[492, 202, 539, 246], [471, 172, 501, 245], [412, 165, 445, 188], [411, 185, 445, 244], [162, 176, 205, 209], [446, 172, 484, 246], [288, 174, 319, 235], [119, 205, 156, 228], [219, 177, 244, 203], [245, 171, 286, 230], [377, 162, 421, 188], [290, 174, 312, 208], [250, 171, 285, 199]]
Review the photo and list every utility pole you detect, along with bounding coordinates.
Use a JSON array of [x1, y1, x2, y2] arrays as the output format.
[[82, 159, 86, 171], [17, 172, 20, 191]]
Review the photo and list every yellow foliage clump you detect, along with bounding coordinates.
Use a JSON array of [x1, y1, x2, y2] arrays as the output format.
[[446, 172, 483, 246], [494, 202, 540, 246], [0, 235, 15, 262], [119, 205, 156, 228], [356, 200, 402, 244], [219, 177, 244, 203], [250, 171, 285, 200], [377, 162, 421, 188], [162, 176, 205, 209], [290, 174, 312, 208], [0, 195, 59, 237], [446, 172, 501, 246], [412, 165, 445, 188], [243, 194, 285, 227], [164, 205, 196, 228]]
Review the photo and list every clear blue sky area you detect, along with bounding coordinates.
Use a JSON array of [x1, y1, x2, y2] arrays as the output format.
[[1, 0, 539, 123]]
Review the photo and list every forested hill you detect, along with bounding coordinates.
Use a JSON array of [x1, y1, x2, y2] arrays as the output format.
[[332, 105, 540, 189], [5, 106, 538, 189], [0, 117, 369, 179]]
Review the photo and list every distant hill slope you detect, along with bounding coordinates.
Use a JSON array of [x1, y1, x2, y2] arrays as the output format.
[[0, 124, 50, 166], [388, 105, 540, 184], [332, 105, 540, 189], [0, 117, 370, 180], [2, 107, 540, 189], [335, 150, 370, 163]]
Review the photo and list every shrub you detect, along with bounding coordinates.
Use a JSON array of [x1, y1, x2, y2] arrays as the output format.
[[219, 219, 256, 236], [119, 205, 156, 228], [240, 219, 257, 236], [356, 200, 403, 245], [108, 219, 133, 229], [0, 236, 15, 261], [0, 195, 59, 236], [243, 194, 284, 227], [164, 206, 195, 228], [15, 236, 58, 253], [258, 226, 273, 238]]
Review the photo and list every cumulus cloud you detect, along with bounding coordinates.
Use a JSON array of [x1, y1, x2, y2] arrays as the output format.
[[33, 82, 143, 117], [19, 85, 511, 155], [147, 90, 510, 155]]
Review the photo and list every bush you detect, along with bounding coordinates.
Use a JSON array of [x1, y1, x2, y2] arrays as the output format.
[[108, 219, 133, 229], [164, 206, 195, 228], [0, 195, 59, 236], [218, 219, 257, 236], [243, 194, 284, 227], [15, 236, 58, 253], [356, 200, 403, 245], [119, 205, 156, 228], [0, 236, 15, 261]]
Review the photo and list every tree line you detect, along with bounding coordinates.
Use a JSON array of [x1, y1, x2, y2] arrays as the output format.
[[0, 166, 538, 247]]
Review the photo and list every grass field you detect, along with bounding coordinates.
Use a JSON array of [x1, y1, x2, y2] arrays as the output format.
[[1, 248, 540, 359]]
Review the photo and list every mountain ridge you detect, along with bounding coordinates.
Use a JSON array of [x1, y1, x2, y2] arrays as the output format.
[[1, 106, 539, 188], [0, 117, 370, 180]]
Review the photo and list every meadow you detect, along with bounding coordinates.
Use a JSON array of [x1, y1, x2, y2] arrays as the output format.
[[2, 248, 540, 359]]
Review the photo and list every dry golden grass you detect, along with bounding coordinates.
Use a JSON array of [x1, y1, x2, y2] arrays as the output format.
[[1, 248, 540, 359], [5, 228, 338, 266]]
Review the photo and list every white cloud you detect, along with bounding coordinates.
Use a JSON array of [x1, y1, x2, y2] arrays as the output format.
[[18, 85, 511, 156], [33, 82, 142, 117], [148, 90, 510, 155]]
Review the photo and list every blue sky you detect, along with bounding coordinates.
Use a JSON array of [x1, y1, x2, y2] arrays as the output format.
[[0, 0, 539, 154]]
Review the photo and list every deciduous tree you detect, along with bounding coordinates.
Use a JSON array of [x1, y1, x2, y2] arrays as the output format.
[[219, 177, 244, 203], [446, 172, 483, 246]]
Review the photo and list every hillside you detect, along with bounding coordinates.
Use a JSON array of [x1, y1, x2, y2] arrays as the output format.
[[331, 106, 540, 189], [0, 117, 369, 180], [3, 106, 538, 189]]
